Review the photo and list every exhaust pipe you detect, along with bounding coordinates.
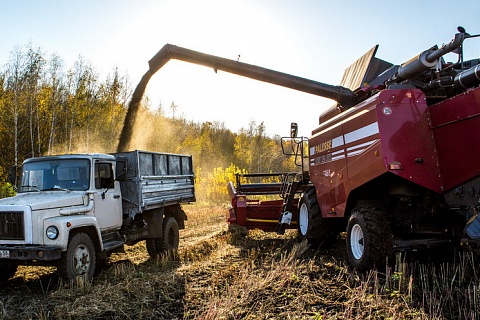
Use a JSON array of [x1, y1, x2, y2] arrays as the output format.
[[455, 64, 480, 89], [397, 33, 466, 80]]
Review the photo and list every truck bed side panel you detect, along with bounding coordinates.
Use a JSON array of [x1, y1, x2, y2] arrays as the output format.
[[113, 151, 195, 216]]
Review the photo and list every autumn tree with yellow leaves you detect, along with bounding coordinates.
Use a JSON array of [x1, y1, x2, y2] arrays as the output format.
[[0, 44, 300, 204]]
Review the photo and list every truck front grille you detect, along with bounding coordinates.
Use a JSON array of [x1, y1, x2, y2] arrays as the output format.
[[0, 211, 24, 240]]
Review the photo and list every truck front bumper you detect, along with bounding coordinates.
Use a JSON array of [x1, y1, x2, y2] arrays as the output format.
[[0, 245, 62, 261]]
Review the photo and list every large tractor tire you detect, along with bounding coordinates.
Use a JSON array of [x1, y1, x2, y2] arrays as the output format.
[[146, 217, 179, 258], [0, 260, 18, 282], [346, 203, 393, 271], [297, 187, 340, 248], [57, 232, 96, 282]]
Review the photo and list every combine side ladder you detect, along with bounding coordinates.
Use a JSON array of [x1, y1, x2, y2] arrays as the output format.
[[277, 173, 302, 234]]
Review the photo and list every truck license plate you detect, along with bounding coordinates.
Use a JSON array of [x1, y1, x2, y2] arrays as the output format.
[[0, 250, 10, 258]]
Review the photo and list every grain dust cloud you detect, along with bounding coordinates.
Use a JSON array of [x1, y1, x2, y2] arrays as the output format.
[[117, 70, 152, 152]]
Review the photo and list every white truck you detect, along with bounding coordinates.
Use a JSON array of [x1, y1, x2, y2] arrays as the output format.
[[0, 150, 195, 282]]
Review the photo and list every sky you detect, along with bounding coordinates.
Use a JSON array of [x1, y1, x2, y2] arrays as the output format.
[[1, 0, 479, 137]]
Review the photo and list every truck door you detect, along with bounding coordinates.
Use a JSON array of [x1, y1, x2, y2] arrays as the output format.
[[93, 162, 122, 231]]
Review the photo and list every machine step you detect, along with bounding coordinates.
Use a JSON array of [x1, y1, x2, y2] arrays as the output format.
[[465, 214, 480, 239], [102, 232, 125, 251]]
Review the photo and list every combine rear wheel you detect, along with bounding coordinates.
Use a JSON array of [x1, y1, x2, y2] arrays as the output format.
[[346, 203, 392, 271], [297, 187, 340, 247]]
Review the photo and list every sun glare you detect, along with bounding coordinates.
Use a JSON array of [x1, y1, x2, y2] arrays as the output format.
[[124, 1, 325, 136]]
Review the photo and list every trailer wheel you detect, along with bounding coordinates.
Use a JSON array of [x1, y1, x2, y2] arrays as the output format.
[[346, 204, 392, 271], [146, 217, 179, 258], [0, 260, 18, 282], [57, 232, 96, 282], [297, 187, 339, 247]]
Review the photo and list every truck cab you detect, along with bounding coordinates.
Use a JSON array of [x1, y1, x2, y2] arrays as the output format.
[[19, 154, 124, 231], [0, 154, 123, 282]]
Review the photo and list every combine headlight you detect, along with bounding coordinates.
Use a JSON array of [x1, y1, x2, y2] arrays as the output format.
[[46, 226, 59, 240]]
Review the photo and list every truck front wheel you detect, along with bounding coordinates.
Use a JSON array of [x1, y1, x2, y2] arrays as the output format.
[[146, 217, 179, 258], [0, 260, 18, 282], [346, 204, 392, 271], [297, 187, 339, 247], [58, 232, 96, 282]]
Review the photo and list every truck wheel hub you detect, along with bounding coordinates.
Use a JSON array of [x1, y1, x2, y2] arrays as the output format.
[[73, 245, 90, 273]]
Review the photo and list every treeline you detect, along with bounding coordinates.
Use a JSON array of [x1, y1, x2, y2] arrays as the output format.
[[0, 44, 128, 163], [0, 44, 299, 203], [129, 107, 298, 203]]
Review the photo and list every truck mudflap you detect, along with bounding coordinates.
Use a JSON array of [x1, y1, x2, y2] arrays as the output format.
[[0, 245, 62, 261]]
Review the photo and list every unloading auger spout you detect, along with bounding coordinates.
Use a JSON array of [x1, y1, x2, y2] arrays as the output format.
[[116, 44, 358, 152], [148, 44, 358, 106]]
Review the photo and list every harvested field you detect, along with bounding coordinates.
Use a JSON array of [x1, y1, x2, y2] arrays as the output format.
[[0, 205, 479, 319]]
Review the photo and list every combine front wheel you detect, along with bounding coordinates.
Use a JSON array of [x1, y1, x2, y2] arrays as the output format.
[[346, 204, 392, 271]]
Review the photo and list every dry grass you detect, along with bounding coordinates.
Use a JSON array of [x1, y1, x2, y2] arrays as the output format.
[[180, 228, 429, 320], [0, 204, 479, 319]]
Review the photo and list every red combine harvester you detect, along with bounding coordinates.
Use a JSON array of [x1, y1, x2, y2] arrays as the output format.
[[225, 27, 480, 270], [135, 27, 480, 270]]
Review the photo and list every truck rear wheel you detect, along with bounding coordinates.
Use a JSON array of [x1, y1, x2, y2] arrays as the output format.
[[58, 232, 96, 282], [0, 260, 18, 282], [346, 203, 392, 271], [297, 187, 339, 247], [146, 217, 179, 258]]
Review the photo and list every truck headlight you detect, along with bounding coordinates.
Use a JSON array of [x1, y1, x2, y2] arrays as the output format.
[[46, 226, 59, 240]]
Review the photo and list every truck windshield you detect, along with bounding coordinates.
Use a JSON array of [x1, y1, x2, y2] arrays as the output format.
[[19, 159, 90, 192]]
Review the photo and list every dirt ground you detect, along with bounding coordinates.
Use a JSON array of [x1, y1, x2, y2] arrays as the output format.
[[0, 205, 475, 319]]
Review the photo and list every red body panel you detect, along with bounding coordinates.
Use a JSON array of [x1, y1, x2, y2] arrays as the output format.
[[377, 89, 442, 192], [309, 89, 445, 218], [429, 86, 480, 191], [310, 96, 383, 217]]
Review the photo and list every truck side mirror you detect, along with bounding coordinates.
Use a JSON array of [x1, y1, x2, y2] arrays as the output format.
[[115, 159, 126, 181], [290, 122, 298, 138], [8, 166, 17, 187]]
